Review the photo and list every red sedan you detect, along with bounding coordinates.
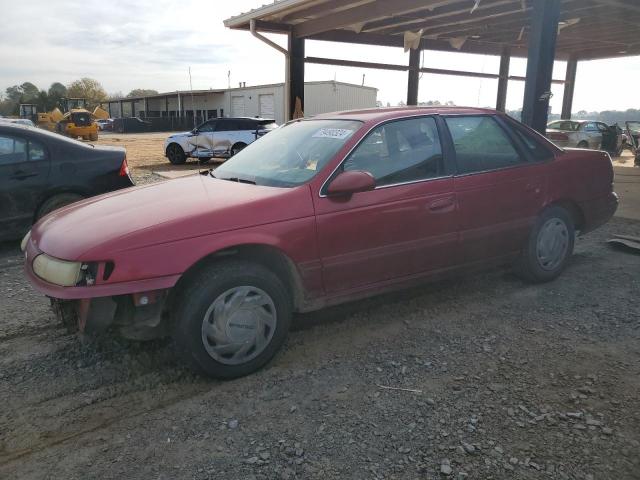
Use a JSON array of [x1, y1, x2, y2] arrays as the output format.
[[22, 107, 618, 379]]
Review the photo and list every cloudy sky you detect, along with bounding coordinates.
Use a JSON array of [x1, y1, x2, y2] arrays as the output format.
[[1, 0, 639, 113]]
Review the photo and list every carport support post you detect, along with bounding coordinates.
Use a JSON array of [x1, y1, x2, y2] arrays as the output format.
[[288, 35, 305, 120], [561, 56, 577, 119], [165, 96, 169, 116], [177, 93, 182, 117], [521, 0, 560, 133], [118, 100, 123, 118], [496, 46, 511, 112], [407, 48, 420, 106]]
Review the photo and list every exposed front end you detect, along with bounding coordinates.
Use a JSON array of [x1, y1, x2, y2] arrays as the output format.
[[22, 233, 175, 339]]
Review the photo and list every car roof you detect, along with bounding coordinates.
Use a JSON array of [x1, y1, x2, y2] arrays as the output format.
[[217, 117, 273, 121], [0, 122, 37, 132], [311, 106, 499, 123]]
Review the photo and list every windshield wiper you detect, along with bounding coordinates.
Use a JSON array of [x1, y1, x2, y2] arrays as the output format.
[[219, 176, 256, 185]]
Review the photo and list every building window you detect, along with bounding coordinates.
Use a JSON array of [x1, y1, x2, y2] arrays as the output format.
[[207, 109, 217, 119]]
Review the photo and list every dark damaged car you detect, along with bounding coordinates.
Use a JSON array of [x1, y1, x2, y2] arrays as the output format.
[[1, 123, 134, 241]]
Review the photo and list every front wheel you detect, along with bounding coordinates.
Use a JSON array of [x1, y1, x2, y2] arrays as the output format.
[[577, 140, 589, 149], [172, 260, 292, 379], [166, 143, 187, 165], [515, 206, 575, 283]]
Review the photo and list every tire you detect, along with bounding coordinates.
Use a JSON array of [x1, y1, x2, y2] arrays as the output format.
[[515, 206, 575, 283], [230, 142, 247, 157], [577, 141, 589, 149], [37, 193, 84, 220], [172, 259, 292, 379], [166, 143, 187, 165], [89, 132, 98, 141]]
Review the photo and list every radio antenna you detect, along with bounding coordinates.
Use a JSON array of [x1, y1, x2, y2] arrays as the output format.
[[188, 67, 201, 175]]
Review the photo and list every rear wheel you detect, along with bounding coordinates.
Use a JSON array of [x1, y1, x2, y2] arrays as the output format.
[[89, 132, 98, 141], [172, 260, 292, 379], [37, 193, 84, 220], [515, 206, 575, 283], [167, 143, 187, 165], [577, 140, 589, 148]]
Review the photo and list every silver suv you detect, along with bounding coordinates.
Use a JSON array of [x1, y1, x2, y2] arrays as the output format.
[[164, 117, 277, 165]]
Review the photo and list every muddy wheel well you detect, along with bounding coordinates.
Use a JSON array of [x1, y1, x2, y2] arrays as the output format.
[[168, 244, 305, 313], [549, 200, 585, 232]]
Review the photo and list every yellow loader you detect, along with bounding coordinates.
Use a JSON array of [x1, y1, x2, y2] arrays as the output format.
[[20, 98, 110, 141]]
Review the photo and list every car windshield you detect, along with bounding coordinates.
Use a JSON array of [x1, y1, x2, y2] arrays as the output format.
[[213, 119, 362, 187], [547, 121, 580, 131]]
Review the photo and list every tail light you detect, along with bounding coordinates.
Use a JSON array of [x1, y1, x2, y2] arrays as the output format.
[[548, 132, 569, 141], [119, 156, 130, 177]]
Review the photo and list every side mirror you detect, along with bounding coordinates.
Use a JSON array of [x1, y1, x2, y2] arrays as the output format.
[[327, 170, 375, 196]]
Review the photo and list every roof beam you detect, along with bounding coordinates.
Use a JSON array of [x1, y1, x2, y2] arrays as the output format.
[[307, 29, 537, 58], [362, 0, 515, 33], [281, 0, 370, 22], [293, 0, 453, 38], [305, 55, 566, 82]]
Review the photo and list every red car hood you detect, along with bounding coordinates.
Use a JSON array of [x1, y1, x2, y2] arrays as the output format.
[[32, 174, 314, 261]]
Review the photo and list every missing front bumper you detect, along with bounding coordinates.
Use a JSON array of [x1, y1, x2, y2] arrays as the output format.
[[49, 290, 169, 340]]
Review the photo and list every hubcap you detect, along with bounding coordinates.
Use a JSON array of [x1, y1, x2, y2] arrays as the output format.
[[536, 218, 569, 271], [201, 286, 276, 365]]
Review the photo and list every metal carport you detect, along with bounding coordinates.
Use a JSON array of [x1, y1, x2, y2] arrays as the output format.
[[224, 0, 640, 132]]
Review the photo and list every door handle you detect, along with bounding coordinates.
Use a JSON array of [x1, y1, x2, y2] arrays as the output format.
[[11, 171, 37, 180], [429, 196, 456, 212]]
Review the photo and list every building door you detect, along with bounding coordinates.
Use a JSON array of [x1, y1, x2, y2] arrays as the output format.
[[259, 94, 275, 119], [231, 96, 245, 117]]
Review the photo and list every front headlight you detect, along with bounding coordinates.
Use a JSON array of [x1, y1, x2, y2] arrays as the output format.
[[32, 254, 82, 287], [20, 230, 31, 252]]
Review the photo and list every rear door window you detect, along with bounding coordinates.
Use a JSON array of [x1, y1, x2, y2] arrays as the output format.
[[504, 120, 553, 162], [444, 116, 525, 174], [28, 140, 47, 161], [216, 120, 240, 132]]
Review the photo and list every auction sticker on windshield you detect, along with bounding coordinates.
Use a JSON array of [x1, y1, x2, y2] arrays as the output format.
[[312, 128, 354, 139]]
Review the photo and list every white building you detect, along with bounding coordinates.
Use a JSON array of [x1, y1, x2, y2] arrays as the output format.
[[103, 81, 377, 125]]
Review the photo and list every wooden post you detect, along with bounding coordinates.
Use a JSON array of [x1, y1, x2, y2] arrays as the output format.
[[407, 48, 420, 106], [521, 0, 560, 133], [561, 56, 577, 119], [288, 36, 305, 120], [496, 46, 511, 112]]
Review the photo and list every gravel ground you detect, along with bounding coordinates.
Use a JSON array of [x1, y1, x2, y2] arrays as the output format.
[[94, 132, 216, 185], [0, 215, 638, 479]]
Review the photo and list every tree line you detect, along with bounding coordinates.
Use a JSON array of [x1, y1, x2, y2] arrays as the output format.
[[0, 78, 158, 116]]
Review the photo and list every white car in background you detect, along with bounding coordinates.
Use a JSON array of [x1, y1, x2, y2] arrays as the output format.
[[164, 117, 277, 164]]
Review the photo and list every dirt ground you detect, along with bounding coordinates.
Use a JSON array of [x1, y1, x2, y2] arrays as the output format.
[[0, 132, 639, 479], [95, 132, 218, 185]]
